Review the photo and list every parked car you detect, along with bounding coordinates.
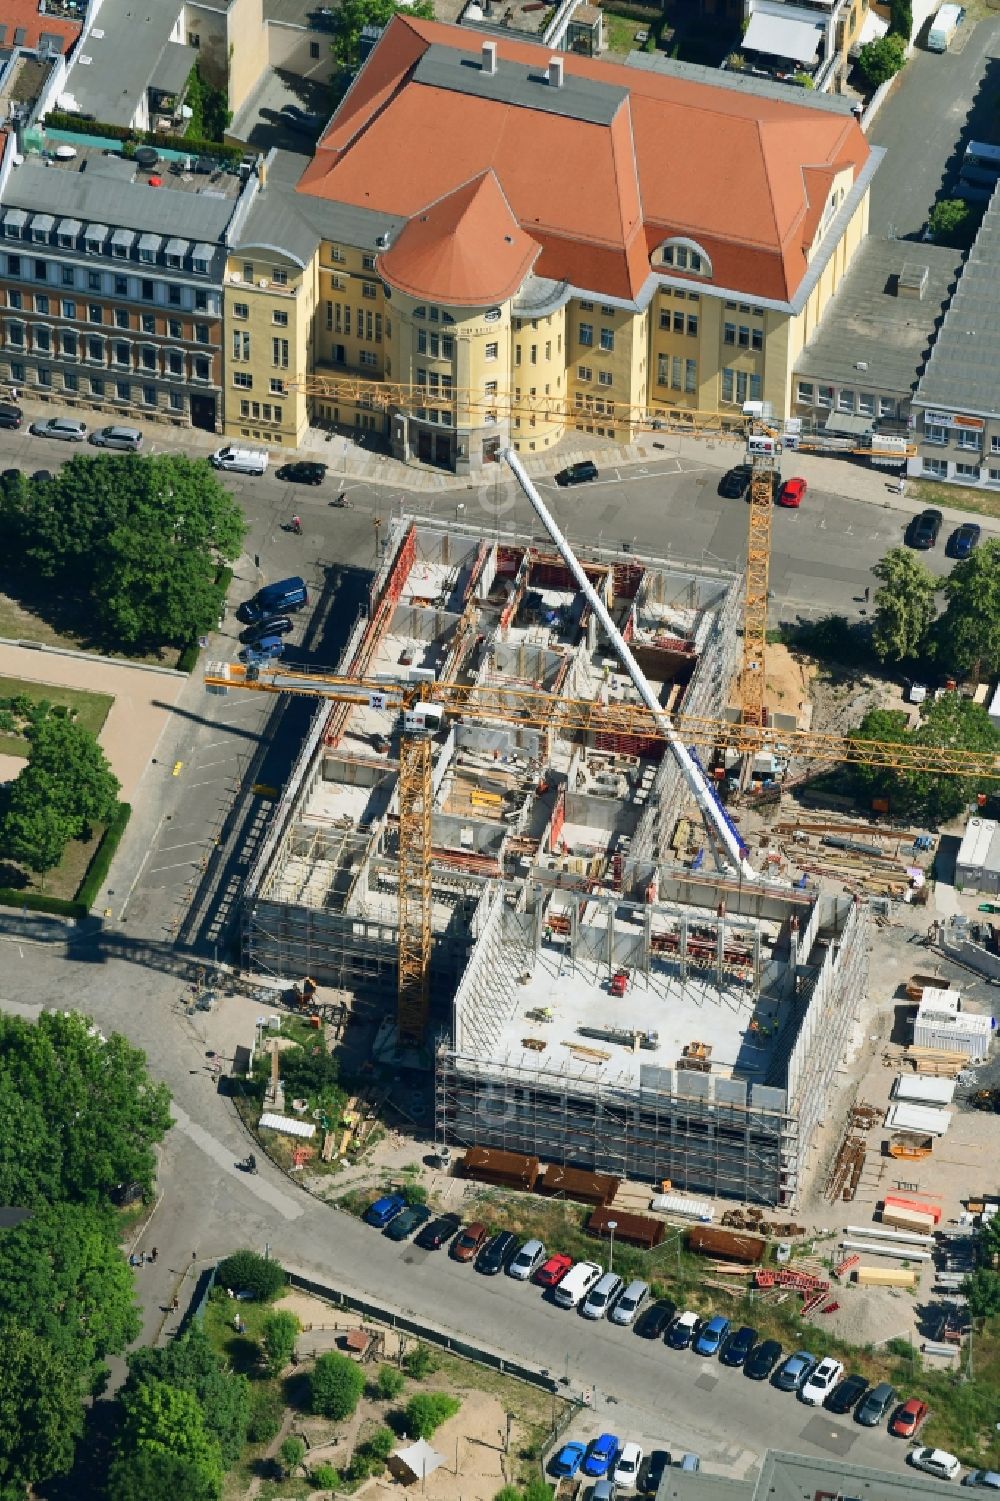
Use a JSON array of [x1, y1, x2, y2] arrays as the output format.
[[555, 459, 598, 486], [777, 476, 807, 508], [592, 1481, 615, 1501], [678, 1455, 700, 1474], [800, 1357, 844, 1405], [718, 465, 750, 498], [0, 402, 23, 430], [638, 1450, 671, 1495], [554, 1261, 603, 1310], [721, 1326, 757, 1368], [384, 1203, 432, 1241], [582, 1435, 619, 1478], [549, 1442, 586, 1478], [536, 1252, 573, 1288], [508, 1238, 547, 1281], [693, 1315, 730, 1357], [634, 1300, 675, 1340], [964, 1470, 1000, 1490], [773, 1351, 817, 1393], [415, 1212, 462, 1250], [609, 1279, 649, 1327], [278, 460, 327, 485], [582, 1272, 623, 1320], [238, 634, 284, 664], [238, 615, 294, 646], [910, 1448, 961, 1481], [856, 1381, 896, 1427], [826, 1373, 868, 1415], [89, 423, 142, 450], [666, 1311, 700, 1350], [744, 1339, 782, 1381], [30, 416, 87, 442], [477, 1230, 518, 1275], [613, 1443, 643, 1489], [281, 102, 323, 135], [908, 509, 943, 549], [237, 576, 308, 625], [890, 1397, 929, 1437], [364, 1193, 406, 1228], [451, 1222, 489, 1262], [949, 521, 981, 558]]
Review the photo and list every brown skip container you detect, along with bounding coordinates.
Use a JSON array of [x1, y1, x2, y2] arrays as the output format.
[[588, 1207, 665, 1248], [460, 1147, 540, 1192], [540, 1164, 621, 1205], [685, 1224, 767, 1264]]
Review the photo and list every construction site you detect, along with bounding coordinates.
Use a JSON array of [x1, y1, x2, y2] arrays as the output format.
[[231, 498, 871, 1208]]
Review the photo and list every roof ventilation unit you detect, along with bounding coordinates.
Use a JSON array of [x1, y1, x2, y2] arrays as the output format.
[[547, 56, 564, 87], [482, 40, 497, 74]]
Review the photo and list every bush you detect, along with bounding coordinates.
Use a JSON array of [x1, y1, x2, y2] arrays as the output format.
[[403, 1392, 460, 1439], [215, 1249, 286, 1303], [247, 1384, 284, 1445], [311, 1352, 365, 1420], [400, 1182, 428, 1206], [857, 32, 906, 86], [376, 1364, 405, 1400], [280, 1434, 307, 1474], [261, 1310, 300, 1375], [404, 1343, 436, 1380], [312, 1462, 341, 1489], [43, 110, 243, 162]]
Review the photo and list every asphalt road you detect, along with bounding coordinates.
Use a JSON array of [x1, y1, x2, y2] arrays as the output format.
[[868, 18, 1000, 237]]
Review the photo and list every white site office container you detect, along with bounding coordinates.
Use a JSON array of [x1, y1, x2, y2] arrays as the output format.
[[893, 1074, 956, 1106], [914, 989, 993, 1060], [885, 1102, 952, 1136], [649, 1192, 715, 1222]]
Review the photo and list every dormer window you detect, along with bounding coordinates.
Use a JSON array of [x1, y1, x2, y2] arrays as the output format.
[[657, 237, 712, 278]]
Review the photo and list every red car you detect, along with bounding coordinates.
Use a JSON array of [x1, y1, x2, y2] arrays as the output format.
[[535, 1252, 573, 1288], [889, 1398, 929, 1438], [777, 476, 807, 508], [451, 1222, 489, 1263]]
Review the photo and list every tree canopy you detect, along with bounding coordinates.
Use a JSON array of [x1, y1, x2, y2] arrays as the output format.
[[936, 538, 1000, 679], [0, 1009, 171, 1208], [1, 711, 120, 872], [109, 1380, 223, 1501], [849, 694, 1000, 822], [870, 547, 938, 664], [0, 454, 246, 648], [332, 0, 434, 66], [928, 197, 978, 249], [124, 1326, 250, 1467], [858, 32, 906, 85], [0, 1321, 86, 1501], [311, 1352, 365, 1420]]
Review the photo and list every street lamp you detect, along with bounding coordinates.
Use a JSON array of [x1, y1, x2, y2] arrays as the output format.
[[607, 1219, 617, 1275]]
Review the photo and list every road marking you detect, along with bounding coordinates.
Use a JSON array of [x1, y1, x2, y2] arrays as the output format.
[[119, 813, 166, 920], [189, 757, 235, 772], [170, 1104, 305, 1219], [156, 839, 210, 854], [142, 858, 202, 876]]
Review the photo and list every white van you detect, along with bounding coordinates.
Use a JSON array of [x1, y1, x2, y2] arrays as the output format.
[[210, 444, 269, 475], [927, 2, 962, 50], [553, 1260, 603, 1309]]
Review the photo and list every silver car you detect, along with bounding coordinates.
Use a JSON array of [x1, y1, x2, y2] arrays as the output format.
[[507, 1237, 546, 1281], [89, 424, 142, 451], [31, 416, 87, 441], [609, 1279, 649, 1326], [582, 1271, 624, 1320]]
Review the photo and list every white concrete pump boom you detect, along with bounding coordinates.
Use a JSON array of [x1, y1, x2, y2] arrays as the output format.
[[500, 447, 758, 882]]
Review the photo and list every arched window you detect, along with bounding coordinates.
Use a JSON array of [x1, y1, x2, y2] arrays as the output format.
[[656, 237, 713, 278]]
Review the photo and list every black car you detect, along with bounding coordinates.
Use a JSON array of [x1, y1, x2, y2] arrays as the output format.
[[908, 508, 943, 549], [949, 521, 981, 559], [279, 461, 327, 486], [32, 470, 53, 484], [856, 1381, 895, 1427], [415, 1212, 462, 1250], [476, 1229, 518, 1275], [281, 103, 323, 135], [720, 1325, 758, 1367], [638, 1450, 672, 1495], [238, 615, 294, 646], [826, 1372, 868, 1415], [384, 1203, 432, 1241], [634, 1300, 675, 1340], [718, 465, 750, 499], [556, 460, 598, 486], [0, 402, 22, 430], [744, 1338, 782, 1380]]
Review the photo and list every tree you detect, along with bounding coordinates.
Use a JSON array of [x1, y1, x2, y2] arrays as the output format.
[[850, 694, 1000, 823], [961, 1268, 1000, 1318], [1, 713, 121, 871], [0, 1010, 171, 1208], [404, 1343, 436, 1379], [858, 32, 906, 85], [376, 1363, 405, 1400], [0, 1321, 86, 1500], [927, 197, 975, 248], [111, 1379, 223, 1501], [403, 1392, 460, 1439], [870, 547, 937, 663], [332, 0, 434, 67], [106, 1448, 224, 1501], [888, 0, 912, 38], [936, 539, 1000, 679], [215, 1249, 286, 1303], [261, 1310, 300, 1376], [311, 1352, 366, 1420], [124, 1326, 250, 1467], [279, 1435, 307, 1476], [0, 792, 72, 873]]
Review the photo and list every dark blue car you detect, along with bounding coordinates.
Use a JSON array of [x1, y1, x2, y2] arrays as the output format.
[[949, 521, 981, 558], [582, 1435, 619, 1478], [364, 1193, 406, 1228], [721, 1325, 758, 1367]]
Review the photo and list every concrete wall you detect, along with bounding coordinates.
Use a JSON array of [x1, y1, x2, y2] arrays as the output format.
[[564, 790, 639, 837]]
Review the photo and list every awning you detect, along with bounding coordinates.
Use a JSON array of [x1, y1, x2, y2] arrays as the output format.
[[138, 232, 162, 254], [164, 236, 188, 259], [743, 11, 823, 62], [85, 222, 109, 243], [31, 214, 54, 234], [58, 217, 82, 238], [111, 228, 135, 250]]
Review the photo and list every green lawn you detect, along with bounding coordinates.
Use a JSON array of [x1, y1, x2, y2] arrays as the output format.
[[0, 675, 113, 757], [601, 11, 653, 53]]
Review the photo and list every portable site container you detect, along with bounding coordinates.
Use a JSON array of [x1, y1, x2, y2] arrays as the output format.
[[893, 1075, 956, 1106]]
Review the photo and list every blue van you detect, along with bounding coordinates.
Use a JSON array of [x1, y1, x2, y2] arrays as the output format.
[[237, 576, 308, 625]]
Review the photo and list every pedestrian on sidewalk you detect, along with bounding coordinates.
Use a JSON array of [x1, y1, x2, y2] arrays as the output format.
[[863, 586, 870, 604], [191, 1250, 197, 1262], [150, 1247, 158, 1263], [172, 1295, 180, 1312]]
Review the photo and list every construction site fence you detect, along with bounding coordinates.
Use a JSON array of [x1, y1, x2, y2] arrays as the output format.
[[285, 1267, 564, 1396]]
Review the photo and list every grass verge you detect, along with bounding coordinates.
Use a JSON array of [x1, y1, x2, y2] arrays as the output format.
[[907, 477, 1000, 522]]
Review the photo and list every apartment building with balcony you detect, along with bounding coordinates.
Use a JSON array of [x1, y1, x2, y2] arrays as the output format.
[[285, 18, 880, 472], [0, 140, 258, 430]]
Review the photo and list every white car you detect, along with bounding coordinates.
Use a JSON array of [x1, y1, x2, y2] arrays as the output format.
[[800, 1356, 844, 1405], [31, 416, 87, 441], [911, 1448, 961, 1481], [613, 1444, 643, 1490]]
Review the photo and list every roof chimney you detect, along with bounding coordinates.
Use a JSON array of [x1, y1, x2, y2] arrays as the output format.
[[547, 55, 564, 87], [482, 40, 497, 74]]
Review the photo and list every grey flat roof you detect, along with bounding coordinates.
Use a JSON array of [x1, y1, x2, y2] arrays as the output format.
[[625, 50, 856, 113], [3, 161, 234, 242], [234, 188, 322, 266], [151, 41, 197, 97], [793, 236, 960, 397], [263, 0, 333, 24], [913, 186, 1000, 418], [63, 0, 185, 124], [655, 1448, 975, 1501], [413, 42, 627, 126]]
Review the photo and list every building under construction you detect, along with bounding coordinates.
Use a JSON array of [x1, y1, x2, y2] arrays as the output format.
[[240, 516, 868, 1206]]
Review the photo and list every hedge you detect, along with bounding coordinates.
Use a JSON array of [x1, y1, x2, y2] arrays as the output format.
[[0, 889, 85, 918], [43, 111, 244, 164], [178, 565, 235, 674], [77, 801, 132, 910]]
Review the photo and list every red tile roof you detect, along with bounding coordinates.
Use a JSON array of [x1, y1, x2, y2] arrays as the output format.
[[1, 0, 81, 54], [298, 16, 870, 305]]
